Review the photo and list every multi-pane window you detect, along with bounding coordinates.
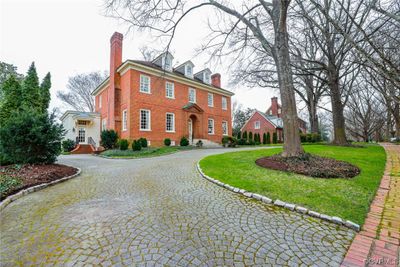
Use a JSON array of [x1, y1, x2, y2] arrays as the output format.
[[222, 97, 227, 110], [208, 118, 214, 134], [204, 73, 211, 84], [208, 93, 214, 107], [189, 88, 196, 103], [166, 81, 174, 98], [101, 118, 107, 131], [254, 121, 260, 129], [99, 95, 102, 108], [222, 121, 228, 135], [186, 65, 193, 77], [122, 109, 127, 131], [164, 57, 172, 71], [140, 109, 151, 131], [166, 113, 175, 132], [140, 75, 151, 93]]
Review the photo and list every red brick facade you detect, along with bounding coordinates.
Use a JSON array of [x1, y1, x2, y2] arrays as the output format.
[[93, 32, 234, 146]]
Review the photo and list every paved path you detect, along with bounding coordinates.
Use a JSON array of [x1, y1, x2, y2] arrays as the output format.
[[1, 148, 354, 266], [342, 144, 400, 267]]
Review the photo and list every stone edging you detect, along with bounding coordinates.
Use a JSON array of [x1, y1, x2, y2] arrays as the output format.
[[0, 165, 81, 212], [196, 162, 361, 232]]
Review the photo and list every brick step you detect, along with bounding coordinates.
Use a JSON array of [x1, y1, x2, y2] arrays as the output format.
[[71, 144, 95, 154]]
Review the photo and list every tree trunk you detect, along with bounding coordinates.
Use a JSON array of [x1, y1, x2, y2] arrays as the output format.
[[394, 102, 400, 138], [327, 67, 348, 145], [307, 99, 319, 134], [386, 109, 392, 140], [273, 0, 304, 157]]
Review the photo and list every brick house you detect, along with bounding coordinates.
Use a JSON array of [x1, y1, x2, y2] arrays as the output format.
[[91, 32, 234, 147], [241, 97, 307, 142]]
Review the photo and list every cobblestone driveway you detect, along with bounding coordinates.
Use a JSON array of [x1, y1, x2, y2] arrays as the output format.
[[0, 148, 354, 266]]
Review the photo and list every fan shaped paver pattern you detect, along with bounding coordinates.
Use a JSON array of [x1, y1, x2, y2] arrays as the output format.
[[1, 148, 354, 266]]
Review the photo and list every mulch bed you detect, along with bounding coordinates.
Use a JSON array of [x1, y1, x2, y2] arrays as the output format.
[[255, 153, 360, 178], [0, 164, 78, 200]]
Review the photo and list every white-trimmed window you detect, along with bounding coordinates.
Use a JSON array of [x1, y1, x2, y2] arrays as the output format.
[[208, 93, 214, 107], [122, 109, 127, 131], [166, 113, 175, 132], [222, 97, 227, 110], [186, 65, 193, 78], [208, 118, 214, 134], [99, 95, 102, 108], [140, 75, 151, 93], [101, 118, 107, 131], [189, 88, 196, 103], [166, 81, 174, 99], [254, 121, 261, 129], [140, 109, 151, 131], [222, 121, 228, 135], [164, 57, 172, 71]]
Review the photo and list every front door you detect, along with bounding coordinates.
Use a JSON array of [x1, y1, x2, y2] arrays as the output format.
[[78, 127, 86, 143], [188, 119, 193, 144]]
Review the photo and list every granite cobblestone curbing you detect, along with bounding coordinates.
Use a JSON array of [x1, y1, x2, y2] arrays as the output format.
[[0, 166, 81, 212], [196, 162, 361, 232]]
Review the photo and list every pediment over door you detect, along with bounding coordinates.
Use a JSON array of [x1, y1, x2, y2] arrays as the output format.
[[182, 103, 204, 113]]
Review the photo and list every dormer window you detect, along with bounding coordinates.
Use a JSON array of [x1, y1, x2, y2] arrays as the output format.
[[186, 65, 193, 78], [204, 73, 211, 84], [164, 56, 172, 71]]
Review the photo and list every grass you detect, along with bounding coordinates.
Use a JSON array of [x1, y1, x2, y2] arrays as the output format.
[[101, 146, 195, 158], [199, 144, 386, 225]]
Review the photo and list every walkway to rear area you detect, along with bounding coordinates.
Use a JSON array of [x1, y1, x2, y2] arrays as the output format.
[[342, 143, 400, 267], [1, 147, 354, 266]]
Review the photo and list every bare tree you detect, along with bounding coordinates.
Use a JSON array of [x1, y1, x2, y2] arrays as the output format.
[[105, 0, 305, 156], [57, 71, 108, 112]]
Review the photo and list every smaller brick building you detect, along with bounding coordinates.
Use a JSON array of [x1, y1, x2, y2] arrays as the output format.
[[241, 97, 307, 143]]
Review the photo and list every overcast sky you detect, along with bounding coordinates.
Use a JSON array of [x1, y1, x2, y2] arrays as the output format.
[[1, 0, 277, 114]]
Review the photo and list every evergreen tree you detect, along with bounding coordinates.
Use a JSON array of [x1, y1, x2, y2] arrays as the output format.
[[256, 133, 260, 143], [242, 131, 247, 140], [263, 133, 267, 144], [22, 62, 41, 110], [0, 75, 23, 126], [236, 131, 241, 140], [273, 132, 278, 144], [249, 132, 253, 141], [266, 132, 271, 144], [40, 72, 51, 113]]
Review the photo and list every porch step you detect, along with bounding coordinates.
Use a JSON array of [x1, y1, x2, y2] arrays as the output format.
[[71, 144, 95, 154], [192, 139, 222, 148]]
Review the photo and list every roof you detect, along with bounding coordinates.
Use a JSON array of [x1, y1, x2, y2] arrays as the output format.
[[60, 110, 100, 121], [92, 60, 234, 97]]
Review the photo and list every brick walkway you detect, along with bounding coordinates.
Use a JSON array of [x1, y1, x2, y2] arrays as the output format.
[[342, 144, 400, 267]]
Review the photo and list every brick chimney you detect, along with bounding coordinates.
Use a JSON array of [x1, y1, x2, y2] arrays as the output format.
[[211, 73, 221, 88], [108, 32, 123, 130], [270, 97, 279, 116]]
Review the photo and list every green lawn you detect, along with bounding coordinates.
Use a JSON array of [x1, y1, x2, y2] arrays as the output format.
[[199, 144, 386, 225], [101, 146, 194, 158]]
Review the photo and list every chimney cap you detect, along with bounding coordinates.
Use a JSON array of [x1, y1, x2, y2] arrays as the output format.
[[110, 32, 123, 42]]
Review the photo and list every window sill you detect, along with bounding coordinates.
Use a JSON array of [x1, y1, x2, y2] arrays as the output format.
[[166, 130, 176, 133], [166, 96, 175, 99], [140, 129, 152, 131], [139, 90, 151, 94], [208, 133, 215, 135]]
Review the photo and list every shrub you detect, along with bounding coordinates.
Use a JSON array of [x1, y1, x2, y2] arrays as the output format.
[[300, 133, 307, 143], [255, 133, 260, 143], [236, 131, 241, 140], [164, 138, 171, 146], [101, 130, 118, 149], [248, 132, 253, 141], [196, 140, 203, 147], [180, 136, 189, 146], [262, 133, 267, 144], [266, 132, 271, 144], [62, 139, 75, 152], [119, 139, 129, 150], [132, 140, 142, 151], [138, 137, 148, 148], [237, 139, 246, 145], [242, 131, 247, 140], [272, 132, 278, 144], [0, 110, 64, 165], [222, 136, 237, 147]]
